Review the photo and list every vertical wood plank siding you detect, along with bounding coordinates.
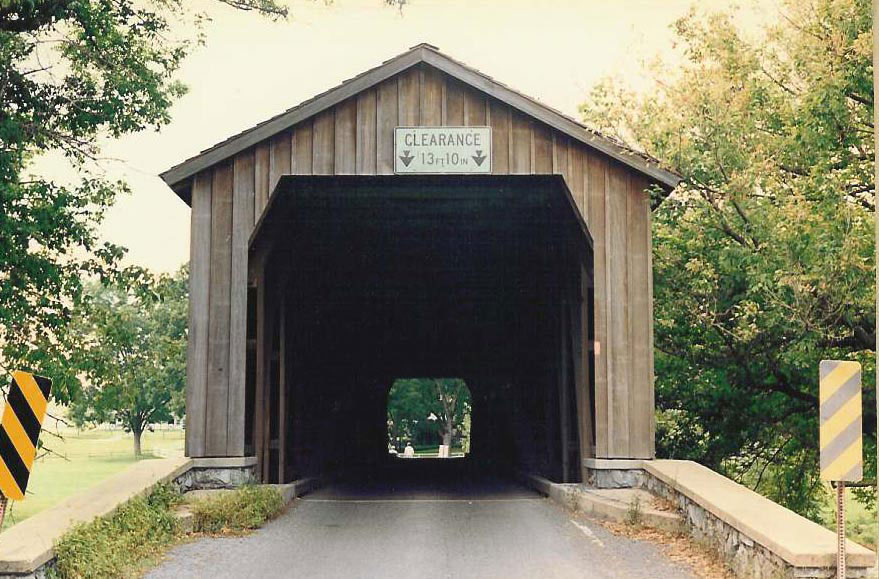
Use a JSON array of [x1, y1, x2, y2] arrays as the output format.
[[376, 80, 398, 175], [510, 111, 531, 174], [269, 132, 291, 193], [398, 68, 420, 125], [606, 164, 631, 457], [569, 146, 586, 215], [462, 87, 486, 126], [533, 123, 553, 174], [587, 155, 609, 458], [292, 119, 313, 175], [356, 90, 377, 174], [228, 152, 254, 456], [627, 175, 653, 458], [445, 81, 464, 125], [312, 110, 335, 174], [553, 135, 570, 180], [420, 67, 443, 126], [185, 172, 212, 457], [187, 64, 655, 460], [253, 144, 270, 222], [488, 101, 510, 174], [334, 98, 357, 174], [205, 162, 233, 455]]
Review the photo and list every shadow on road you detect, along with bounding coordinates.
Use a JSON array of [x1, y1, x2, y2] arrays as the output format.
[[305, 458, 540, 501]]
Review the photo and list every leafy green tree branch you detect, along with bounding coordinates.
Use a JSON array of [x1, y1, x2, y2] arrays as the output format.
[[580, 0, 875, 518]]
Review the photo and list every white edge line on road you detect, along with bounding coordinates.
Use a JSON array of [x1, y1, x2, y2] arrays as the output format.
[[571, 520, 605, 548]]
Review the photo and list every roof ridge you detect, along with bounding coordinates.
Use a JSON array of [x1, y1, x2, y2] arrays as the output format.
[[409, 42, 440, 51], [160, 44, 679, 195], [421, 47, 653, 162]]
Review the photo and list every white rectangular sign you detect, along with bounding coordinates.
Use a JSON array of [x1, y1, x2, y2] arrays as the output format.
[[394, 127, 491, 174]]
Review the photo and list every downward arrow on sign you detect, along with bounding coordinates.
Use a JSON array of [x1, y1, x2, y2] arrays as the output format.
[[399, 150, 414, 167], [472, 150, 487, 166]]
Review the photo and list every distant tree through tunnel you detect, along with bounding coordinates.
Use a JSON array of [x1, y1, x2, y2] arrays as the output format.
[[387, 379, 472, 456]]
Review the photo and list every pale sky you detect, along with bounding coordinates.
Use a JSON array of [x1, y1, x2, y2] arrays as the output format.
[[57, 0, 778, 273]]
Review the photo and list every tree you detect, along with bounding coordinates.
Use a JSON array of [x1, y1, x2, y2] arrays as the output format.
[[387, 378, 471, 451], [0, 0, 293, 402], [71, 268, 188, 456], [1, 0, 409, 406], [433, 379, 470, 448], [580, 0, 874, 518]]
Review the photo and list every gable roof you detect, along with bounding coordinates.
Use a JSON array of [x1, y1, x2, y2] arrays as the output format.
[[160, 43, 680, 196]]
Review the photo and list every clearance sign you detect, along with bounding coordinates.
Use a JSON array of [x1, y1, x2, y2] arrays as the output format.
[[394, 127, 491, 174]]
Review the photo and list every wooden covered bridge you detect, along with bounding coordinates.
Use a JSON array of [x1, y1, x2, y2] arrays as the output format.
[[160, 44, 677, 485]]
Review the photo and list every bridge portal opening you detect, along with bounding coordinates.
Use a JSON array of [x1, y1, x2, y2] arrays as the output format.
[[387, 378, 472, 458], [248, 175, 594, 487]]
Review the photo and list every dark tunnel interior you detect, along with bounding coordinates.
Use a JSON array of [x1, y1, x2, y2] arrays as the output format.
[[246, 175, 594, 487]]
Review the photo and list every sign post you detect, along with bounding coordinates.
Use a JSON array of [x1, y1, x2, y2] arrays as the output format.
[[0, 371, 52, 528], [820, 360, 863, 579], [836, 481, 846, 579]]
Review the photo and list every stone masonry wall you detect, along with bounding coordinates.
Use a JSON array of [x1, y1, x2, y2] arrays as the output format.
[[644, 475, 868, 579], [584, 467, 868, 579], [583, 467, 646, 489], [173, 465, 257, 493]]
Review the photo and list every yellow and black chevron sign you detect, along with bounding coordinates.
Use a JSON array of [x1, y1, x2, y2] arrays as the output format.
[[819, 360, 862, 482], [0, 371, 51, 500]]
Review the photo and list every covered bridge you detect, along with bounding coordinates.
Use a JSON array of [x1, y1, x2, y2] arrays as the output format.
[[160, 44, 677, 485]]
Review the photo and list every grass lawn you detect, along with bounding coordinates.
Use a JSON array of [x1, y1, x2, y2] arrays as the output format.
[[2, 426, 184, 531], [818, 484, 876, 549]]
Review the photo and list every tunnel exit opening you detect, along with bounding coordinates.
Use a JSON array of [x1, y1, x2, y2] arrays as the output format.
[[387, 378, 472, 458], [247, 175, 595, 486]]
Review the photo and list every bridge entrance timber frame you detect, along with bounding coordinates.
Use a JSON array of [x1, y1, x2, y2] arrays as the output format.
[[160, 43, 677, 485], [248, 174, 592, 483]]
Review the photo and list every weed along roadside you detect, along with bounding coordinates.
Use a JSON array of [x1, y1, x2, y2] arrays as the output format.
[[187, 486, 284, 535], [50, 484, 181, 579], [49, 485, 284, 579]]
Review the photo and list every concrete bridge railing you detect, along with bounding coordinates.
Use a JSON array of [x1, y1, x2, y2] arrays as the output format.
[[577, 459, 875, 579]]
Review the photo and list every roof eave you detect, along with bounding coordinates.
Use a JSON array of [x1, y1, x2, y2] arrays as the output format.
[[160, 44, 681, 200], [159, 46, 429, 194], [419, 49, 680, 189]]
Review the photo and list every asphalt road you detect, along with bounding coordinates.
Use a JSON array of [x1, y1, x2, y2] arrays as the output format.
[[147, 463, 695, 579]]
